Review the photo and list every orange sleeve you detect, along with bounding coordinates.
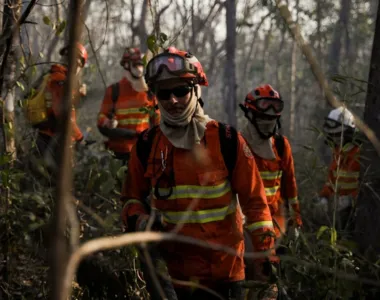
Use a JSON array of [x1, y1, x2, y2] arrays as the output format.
[[121, 143, 150, 229], [98, 86, 113, 127], [282, 137, 302, 226], [48, 73, 83, 141], [232, 134, 275, 253]]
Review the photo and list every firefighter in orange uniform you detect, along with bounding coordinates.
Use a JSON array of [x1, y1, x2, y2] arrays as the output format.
[[314, 106, 360, 230], [240, 85, 303, 240], [121, 47, 277, 300], [36, 43, 87, 165], [97, 47, 159, 163]]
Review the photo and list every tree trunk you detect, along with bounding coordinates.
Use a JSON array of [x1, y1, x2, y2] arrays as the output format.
[[2, 0, 21, 159], [354, 2, 380, 257], [49, 0, 83, 299], [289, 0, 299, 142], [224, 0, 237, 127], [328, 0, 351, 78], [138, 0, 148, 53]]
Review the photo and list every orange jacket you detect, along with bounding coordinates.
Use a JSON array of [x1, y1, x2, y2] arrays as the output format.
[[252, 136, 302, 237], [97, 77, 160, 154], [39, 64, 83, 142], [121, 121, 274, 283], [319, 143, 360, 199]]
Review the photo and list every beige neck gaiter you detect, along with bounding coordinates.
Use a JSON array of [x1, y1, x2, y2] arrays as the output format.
[[125, 70, 148, 92], [158, 90, 212, 150], [242, 119, 277, 160]]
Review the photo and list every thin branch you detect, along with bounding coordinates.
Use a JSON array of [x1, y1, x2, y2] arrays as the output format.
[[83, 22, 107, 88]]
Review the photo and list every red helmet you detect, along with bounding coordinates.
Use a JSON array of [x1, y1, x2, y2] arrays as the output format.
[[120, 47, 143, 68], [145, 47, 208, 86], [243, 84, 283, 116], [59, 42, 88, 66]]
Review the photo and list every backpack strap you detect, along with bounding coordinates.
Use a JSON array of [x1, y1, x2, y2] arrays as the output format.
[[136, 126, 158, 171], [218, 122, 238, 182], [274, 134, 289, 208], [109, 82, 120, 119], [274, 133, 285, 160]]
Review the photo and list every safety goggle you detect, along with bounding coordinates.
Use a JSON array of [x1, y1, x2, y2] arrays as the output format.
[[251, 98, 284, 113], [154, 85, 192, 101], [324, 118, 344, 129], [146, 53, 197, 82]]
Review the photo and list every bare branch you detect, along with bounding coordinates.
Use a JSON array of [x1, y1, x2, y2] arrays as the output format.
[[62, 232, 273, 298], [49, 0, 83, 298]]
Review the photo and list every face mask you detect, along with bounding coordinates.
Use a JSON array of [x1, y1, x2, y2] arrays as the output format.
[[130, 64, 144, 78], [256, 119, 277, 136]]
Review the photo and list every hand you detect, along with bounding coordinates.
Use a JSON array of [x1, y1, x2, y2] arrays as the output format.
[[100, 118, 118, 129], [337, 195, 352, 211], [136, 213, 166, 232], [79, 83, 87, 96]]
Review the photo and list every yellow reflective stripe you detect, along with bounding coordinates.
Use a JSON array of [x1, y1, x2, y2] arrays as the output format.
[[265, 186, 280, 197], [154, 180, 231, 200], [328, 181, 358, 189], [260, 171, 282, 180], [245, 220, 274, 232], [288, 197, 298, 204], [117, 108, 147, 114], [118, 117, 149, 125], [162, 202, 236, 224], [333, 170, 359, 178], [123, 199, 143, 209]]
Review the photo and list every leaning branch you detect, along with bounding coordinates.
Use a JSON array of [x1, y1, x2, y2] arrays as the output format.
[[275, 0, 380, 155]]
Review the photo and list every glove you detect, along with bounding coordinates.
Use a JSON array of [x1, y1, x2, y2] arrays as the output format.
[[136, 212, 166, 232], [337, 195, 352, 211]]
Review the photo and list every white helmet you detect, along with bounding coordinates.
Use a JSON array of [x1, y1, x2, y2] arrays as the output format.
[[323, 106, 355, 134]]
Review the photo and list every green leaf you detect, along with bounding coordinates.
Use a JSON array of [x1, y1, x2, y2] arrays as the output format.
[[43, 16, 51, 26], [116, 166, 128, 180], [16, 81, 25, 91], [55, 20, 66, 36], [0, 154, 12, 166], [142, 54, 148, 67], [147, 35, 157, 55], [39, 52, 44, 58], [330, 227, 337, 245], [316, 225, 329, 240], [19, 56, 25, 68]]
